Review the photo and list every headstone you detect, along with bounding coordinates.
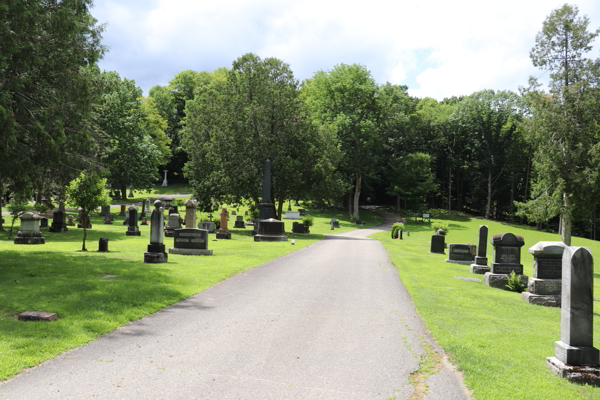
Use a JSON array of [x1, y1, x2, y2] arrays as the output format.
[[198, 221, 215, 233], [141, 217, 148, 225], [77, 211, 92, 229], [355, 219, 362, 225], [547, 246, 600, 384], [125, 206, 140, 236], [49, 210, 68, 233], [429, 234, 445, 254], [298, 209, 306, 216], [445, 244, 476, 265], [284, 211, 301, 220], [123, 215, 129, 225], [119, 204, 126, 216], [66, 215, 75, 226], [292, 221, 309, 234], [245, 211, 248, 216], [522, 241, 567, 307], [18, 311, 57, 322], [139, 199, 149, 220], [254, 218, 288, 242], [14, 212, 45, 244], [162, 169, 168, 187], [331, 218, 340, 228], [98, 238, 109, 252], [232, 211, 236, 216], [470, 225, 490, 274], [259, 159, 275, 220], [168, 205, 179, 215], [164, 213, 181, 237], [104, 213, 113, 225], [184, 199, 197, 227], [169, 228, 212, 255], [484, 233, 528, 290], [144, 200, 168, 263], [99, 205, 110, 216], [216, 208, 232, 239], [40, 218, 48, 228], [234, 215, 245, 229]]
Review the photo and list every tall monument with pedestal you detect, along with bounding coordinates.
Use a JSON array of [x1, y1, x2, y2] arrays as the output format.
[[144, 200, 168, 263], [522, 241, 566, 307], [259, 159, 275, 220], [470, 225, 489, 274], [216, 208, 231, 239]]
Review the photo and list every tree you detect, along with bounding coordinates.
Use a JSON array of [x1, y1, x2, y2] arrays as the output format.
[[303, 64, 382, 221], [0, 1, 105, 194], [386, 152, 438, 211], [517, 4, 600, 244], [66, 171, 110, 251]]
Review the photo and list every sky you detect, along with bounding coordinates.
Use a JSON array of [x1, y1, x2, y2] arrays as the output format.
[[91, 0, 600, 100]]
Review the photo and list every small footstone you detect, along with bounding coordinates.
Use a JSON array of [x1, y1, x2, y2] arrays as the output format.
[[18, 311, 57, 322], [455, 276, 481, 283]]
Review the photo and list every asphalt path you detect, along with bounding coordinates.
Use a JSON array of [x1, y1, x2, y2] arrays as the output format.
[[0, 209, 469, 399]]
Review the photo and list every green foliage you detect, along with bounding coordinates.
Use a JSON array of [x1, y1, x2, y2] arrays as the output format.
[[302, 215, 314, 227], [7, 197, 29, 238], [432, 221, 449, 234], [505, 271, 526, 293], [391, 222, 405, 239]]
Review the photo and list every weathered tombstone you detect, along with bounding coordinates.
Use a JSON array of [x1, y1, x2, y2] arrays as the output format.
[[144, 200, 168, 263], [49, 210, 68, 233], [119, 204, 126, 216], [104, 213, 113, 225], [14, 212, 45, 244], [234, 215, 245, 229], [184, 199, 197, 227], [484, 233, 528, 290], [445, 244, 477, 265], [216, 208, 232, 239], [469, 225, 490, 274], [522, 241, 566, 307], [429, 234, 445, 254], [169, 228, 212, 255], [284, 211, 301, 220], [99, 205, 110, 216], [139, 199, 149, 220], [98, 238, 109, 252], [254, 218, 288, 242], [77, 211, 92, 229], [18, 311, 57, 322], [66, 215, 75, 226], [198, 221, 215, 233], [164, 213, 181, 237], [162, 169, 168, 187], [547, 246, 600, 384], [125, 206, 140, 236], [331, 218, 340, 228], [292, 221, 309, 234], [259, 159, 276, 220], [40, 217, 48, 228]]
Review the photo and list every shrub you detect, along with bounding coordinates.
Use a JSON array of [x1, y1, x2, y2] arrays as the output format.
[[432, 221, 449, 234], [505, 271, 526, 292], [391, 222, 405, 239], [302, 215, 314, 227]]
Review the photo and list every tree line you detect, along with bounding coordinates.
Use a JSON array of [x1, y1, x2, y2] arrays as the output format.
[[1, 2, 598, 244]]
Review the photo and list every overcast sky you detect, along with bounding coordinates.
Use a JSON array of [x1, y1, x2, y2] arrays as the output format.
[[91, 0, 600, 100]]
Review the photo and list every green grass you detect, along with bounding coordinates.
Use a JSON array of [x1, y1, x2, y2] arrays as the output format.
[[373, 213, 600, 400], [0, 205, 383, 380]]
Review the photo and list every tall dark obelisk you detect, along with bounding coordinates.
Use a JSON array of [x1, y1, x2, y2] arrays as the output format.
[[259, 159, 276, 220]]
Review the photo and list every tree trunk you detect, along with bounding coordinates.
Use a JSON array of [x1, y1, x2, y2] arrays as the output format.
[[277, 193, 285, 221], [520, 150, 532, 224], [509, 173, 515, 216], [448, 167, 452, 211], [560, 193, 572, 245], [82, 211, 88, 251], [396, 195, 401, 212], [0, 186, 4, 231], [348, 192, 353, 218], [485, 170, 492, 219], [120, 183, 127, 200], [353, 173, 361, 221]]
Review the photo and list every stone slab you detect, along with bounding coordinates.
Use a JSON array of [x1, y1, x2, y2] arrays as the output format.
[[547, 357, 600, 386], [169, 248, 213, 256], [556, 340, 600, 366], [484, 272, 528, 290], [528, 277, 561, 295], [284, 211, 301, 219], [18, 311, 57, 322], [144, 252, 168, 263], [125, 230, 141, 236], [445, 259, 473, 265], [469, 264, 490, 274], [454, 276, 481, 283], [14, 237, 45, 245], [521, 292, 561, 307]]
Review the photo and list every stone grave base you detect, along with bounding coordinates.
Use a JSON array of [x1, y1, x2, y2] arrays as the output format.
[[428, 250, 445, 255], [14, 236, 45, 245], [254, 234, 288, 242], [521, 292, 560, 307], [445, 259, 473, 265], [144, 252, 168, 263], [556, 341, 600, 366], [216, 231, 231, 239], [18, 311, 57, 321], [528, 277, 561, 295], [469, 264, 490, 274], [49, 225, 68, 233], [126, 230, 141, 236], [484, 272, 528, 290], [547, 357, 600, 386], [169, 248, 213, 256]]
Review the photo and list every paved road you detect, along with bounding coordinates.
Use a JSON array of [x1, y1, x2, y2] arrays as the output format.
[[0, 210, 469, 399]]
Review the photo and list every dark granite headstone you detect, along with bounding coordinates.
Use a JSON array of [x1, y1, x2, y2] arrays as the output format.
[[169, 228, 212, 255], [126, 206, 140, 236], [40, 218, 48, 228], [446, 244, 476, 264], [98, 237, 109, 252], [331, 218, 340, 228], [292, 221, 309, 234], [144, 200, 167, 263], [254, 218, 288, 242], [259, 159, 275, 220], [49, 210, 68, 232], [430, 234, 445, 254], [490, 233, 524, 274], [470, 225, 489, 274]]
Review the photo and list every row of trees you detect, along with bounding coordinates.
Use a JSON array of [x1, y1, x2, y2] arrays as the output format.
[[0, 1, 171, 215]]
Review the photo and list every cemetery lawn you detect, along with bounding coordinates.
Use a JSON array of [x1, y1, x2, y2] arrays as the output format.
[[374, 212, 600, 400], [0, 206, 383, 380]]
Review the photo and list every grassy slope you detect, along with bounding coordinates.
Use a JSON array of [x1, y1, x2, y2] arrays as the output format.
[[374, 212, 600, 400], [0, 203, 383, 380]]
